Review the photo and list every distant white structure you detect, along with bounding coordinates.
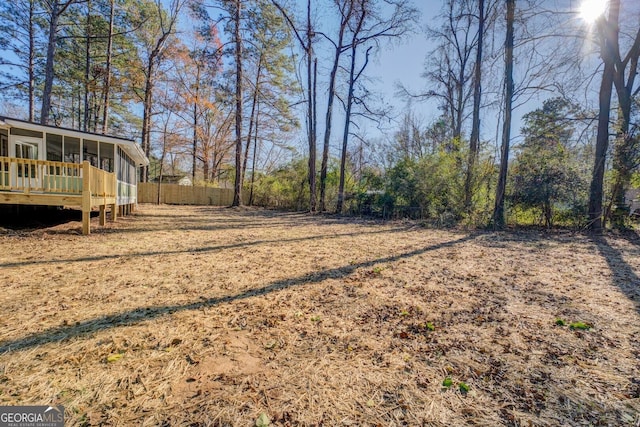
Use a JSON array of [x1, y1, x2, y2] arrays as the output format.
[[152, 174, 192, 186], [627, 188, 640, 215]]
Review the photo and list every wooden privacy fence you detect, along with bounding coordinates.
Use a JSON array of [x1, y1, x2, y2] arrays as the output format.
[[138, 183, 235, 206]]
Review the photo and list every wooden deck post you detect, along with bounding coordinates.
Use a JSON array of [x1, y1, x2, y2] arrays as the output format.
[[99, 205, 106, 226], [110, 173, 117, 221], [81, 161, 91, 235]]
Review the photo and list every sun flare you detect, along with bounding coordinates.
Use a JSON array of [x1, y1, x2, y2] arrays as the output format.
[[579, 0, 607, 23]]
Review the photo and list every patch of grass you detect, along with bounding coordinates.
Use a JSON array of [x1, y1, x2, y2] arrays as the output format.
[[459, 382, 470, 394], [425, 322, 435, 331], [569, 322, 591, 331], [555, 319, 566, 326], [442, 377, 453, 388]]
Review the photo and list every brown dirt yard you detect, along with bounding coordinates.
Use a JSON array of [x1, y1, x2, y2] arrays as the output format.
[[0, 204, 639, 426]]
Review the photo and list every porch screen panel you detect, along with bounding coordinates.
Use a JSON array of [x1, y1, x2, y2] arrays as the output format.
[[101, 142, 114, 172], [117, 147, 125, 181], [0, 129, 7, 156], [1, 130, 7, 188], [129, 157, 136, 184], [46, 134, 63, 161], [83, 140, 98, 167], [64, 137, 80, 163], [117, 148, 135, 184]]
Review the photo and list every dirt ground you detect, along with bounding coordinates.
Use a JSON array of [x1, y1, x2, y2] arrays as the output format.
[[0, 204, 639, 426]]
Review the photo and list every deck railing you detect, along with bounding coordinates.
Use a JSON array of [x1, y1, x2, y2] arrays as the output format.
[[0, 157, 115, 199], [86, 162, 117, 199], [1, 157, 126, 235]]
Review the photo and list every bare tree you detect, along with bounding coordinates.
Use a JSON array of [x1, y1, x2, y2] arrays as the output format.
[[83, 0, 93, 132], [492, 0, 515, 228], [272, 0, 317, 212], [335, 0, 417, 214], [464, 0, 485, 212], [319, 0, 354, 212], [587, 0, 620, 232], [101, 0, 115, 133], [337, 5, 368, 214], [427, 0, 478, 140], [307, 0, 317, 212], [231, 0, 244, 206], [134, 0, 184, 182], [609, 0, 640, 227]]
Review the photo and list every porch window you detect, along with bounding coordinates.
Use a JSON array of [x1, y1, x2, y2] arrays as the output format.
[[15, 141, 38, 178], [1, 130, 7, 187], [0, 129, 7, 157]]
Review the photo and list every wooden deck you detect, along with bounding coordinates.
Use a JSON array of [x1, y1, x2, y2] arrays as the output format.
[[0, 157, 119, 234]]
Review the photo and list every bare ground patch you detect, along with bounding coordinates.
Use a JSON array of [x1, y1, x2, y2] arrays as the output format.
[[0, 204, 639, 426]]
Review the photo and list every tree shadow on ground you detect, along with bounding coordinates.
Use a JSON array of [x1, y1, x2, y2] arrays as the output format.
[[591, 233, 640, 316], [0, 233, 478, 353], [0, 226, 412, 269], [13, 205, 402, 235]]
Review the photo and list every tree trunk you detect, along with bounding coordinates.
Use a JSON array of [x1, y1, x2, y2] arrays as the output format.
[[92, 92, 99, 132], [28, 0, 36, 122], [337, 44, 371, 214], [139, 0, 182, 182], [492, 0, 515, 229], [203, 157, 209, 182], [157, 119, 170, 205], [249, 102, 260, 206], [41, 1, 60, 125], [101, 0, 114, 134], [41, 0, 77, 124], [609, 102, 632, 228], [306, 0, 316, 212], [319, 50, 340, 212], [192, 64, 200, 183], [454, 74, 464, 141], [271, 0, 317, 211], [243, 54, 262, 188], [609, 5, 639, 228], [320, 5, 350, 212], [232, 0, 243, 207], [464, 0, 484, 213], [141, 60, 154, 182], [337, 46, 359, 214], [587, 1, 619, 232], [83, 0, 91, 132]]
